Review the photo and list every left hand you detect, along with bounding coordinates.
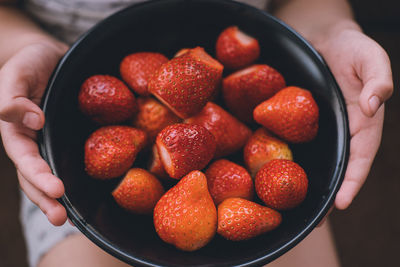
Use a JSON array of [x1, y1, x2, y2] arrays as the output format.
[[314, 23, 393, 210]]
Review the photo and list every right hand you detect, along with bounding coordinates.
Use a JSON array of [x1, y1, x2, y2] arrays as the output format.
[[0, 40, 69, 226]]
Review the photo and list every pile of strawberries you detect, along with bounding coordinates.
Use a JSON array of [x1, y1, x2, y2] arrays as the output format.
[[78, 26, 319, 251]]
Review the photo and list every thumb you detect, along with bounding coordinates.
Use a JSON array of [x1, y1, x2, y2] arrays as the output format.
[[357, 45, 393, 117], [0, 55, 46, 131], [0, 96, 45, 130]]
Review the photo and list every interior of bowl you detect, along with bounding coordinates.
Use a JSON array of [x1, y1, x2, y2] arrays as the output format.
[[39, 0, 349, 266]]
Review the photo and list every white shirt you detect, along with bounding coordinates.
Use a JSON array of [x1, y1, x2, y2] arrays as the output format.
[[23, 0, 270, 44]]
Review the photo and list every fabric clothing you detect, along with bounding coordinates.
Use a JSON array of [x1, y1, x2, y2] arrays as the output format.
[[20, 1, 269, 266], [23, 0, 269, 44], [20, 192, 79, 267]]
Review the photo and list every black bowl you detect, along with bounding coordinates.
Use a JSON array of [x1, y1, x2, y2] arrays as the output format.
[[39, 0, 349, 266]]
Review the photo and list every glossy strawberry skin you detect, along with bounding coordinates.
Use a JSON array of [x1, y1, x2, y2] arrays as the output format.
[[153, 171, 217, 251], [253, 86, 319, 143], [255, 159, 308, 210], [205, 159, 253, 205], [133, 97, 181, 142], [149, 47, 223, 118], [185, 102, 251, 158], [84, 126, 147, 179], [244, 128, 293, 177], [216, 26, 260, 70], [222, 64, 286, 123], [120, 52, 168, 96], [112, 168, 164, 214], [79, 75, 137, 125], [217, 198, 282, 241], [156, 123, 216, 179]]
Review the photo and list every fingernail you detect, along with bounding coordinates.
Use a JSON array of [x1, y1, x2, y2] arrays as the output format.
[[23, 112, 41, 130], [368, 95, 381, 115]]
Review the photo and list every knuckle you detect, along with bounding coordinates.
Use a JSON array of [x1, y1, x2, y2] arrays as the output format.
[[0, 101, 10, 117], [378, 80, 394, 99]]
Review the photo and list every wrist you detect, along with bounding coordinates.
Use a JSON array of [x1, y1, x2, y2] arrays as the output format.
[[309, 19, 362, 52], [0, 32, 68, 66], [16, 33, 68, 56]]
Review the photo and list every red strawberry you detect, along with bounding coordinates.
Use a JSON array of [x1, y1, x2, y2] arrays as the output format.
[[205, 159, 253, 205], [255, 159, 308, 210], [148, 144, 170, 180], [153, 171, 217, 251], [84, 126, 147, 179], [216, 26, 260, 70], [112, 168, 164, 214], [129, 128, 147, 151], [78, 75, 137, 125], [120, 52, 168, 96], [222, 64, 286, 123], [253, 86, 319, 143], [244, 128, 293, 177], [185, 102, 251, 158], [156, 123, 216, 179], [149, 47, 223, 118], [217, 198, 281, 241], [133, 97, 181, 142]]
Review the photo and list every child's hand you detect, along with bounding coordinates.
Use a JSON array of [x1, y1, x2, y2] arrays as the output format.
[[0, 41, 69, 226], [315, 24, 393, 209]]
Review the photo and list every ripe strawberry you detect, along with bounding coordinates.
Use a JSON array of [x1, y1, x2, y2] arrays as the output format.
[[255, 159, 308, 210], [217, 198, 281, 241], [120, 52, 168, 96], [244, 128, 293, 177], [185, 102, 251, 158], [112, 168, 164, 214], [78, 75, 137, 125], [153, 171, 217, 251], [222, 64, 286, 123], [156, 123, 216, 179], [205, 159, 253, 205], [149, 47, 223, 118], [84, 126, 147, 179], [216, 26, 260, 70], [253, 86, 319, 143], [148, 144, 170, 180], [133, 97, 181, 142]]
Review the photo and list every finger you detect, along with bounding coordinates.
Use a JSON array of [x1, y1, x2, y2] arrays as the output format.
[[18, 171, 67, 226], [356, 43, 393, 117], [68, 219, 75, 227], [335, 155, 372, 209], [17, 154, 65, 199], [1, 122, 64, 198], [316, 206, 333, 228], [0, 97, 44, 130], [334, 108, 384, 209], [0, 59, 45, 130]]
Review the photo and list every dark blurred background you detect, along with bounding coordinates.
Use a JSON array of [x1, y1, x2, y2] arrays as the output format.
[[0, 0, 399, 266]]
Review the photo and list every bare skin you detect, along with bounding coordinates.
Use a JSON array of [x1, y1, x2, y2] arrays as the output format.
[[37, 221, 339, 267]]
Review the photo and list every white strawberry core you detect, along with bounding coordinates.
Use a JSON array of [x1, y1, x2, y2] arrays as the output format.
[[158, 144, 172, 169], [149, 145, 160, 172], [235, 29, 254, 45], [190, 47, 223, 70]]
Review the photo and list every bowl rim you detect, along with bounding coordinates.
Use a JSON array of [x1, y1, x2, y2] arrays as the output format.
[[38, 0, 350, 266]]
